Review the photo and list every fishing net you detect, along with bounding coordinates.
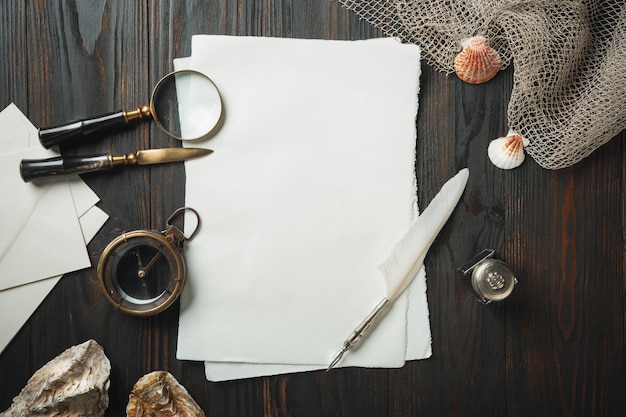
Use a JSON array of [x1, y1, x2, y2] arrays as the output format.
[[338, 0, 626, 169]]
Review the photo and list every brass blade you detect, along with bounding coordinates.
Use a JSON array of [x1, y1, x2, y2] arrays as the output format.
[[136, 147, 213, 165]]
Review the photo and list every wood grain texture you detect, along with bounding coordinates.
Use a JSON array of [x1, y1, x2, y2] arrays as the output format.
[[0, 1, 624, 416], [0, 0, 30, 406]]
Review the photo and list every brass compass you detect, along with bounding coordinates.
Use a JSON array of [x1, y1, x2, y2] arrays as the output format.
[[97, 207, 200, 316]]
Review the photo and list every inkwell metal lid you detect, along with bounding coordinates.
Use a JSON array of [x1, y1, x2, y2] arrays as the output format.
[[470, 258, 516, 302]]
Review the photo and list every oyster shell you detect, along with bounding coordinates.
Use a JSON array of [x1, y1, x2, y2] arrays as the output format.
[[127, 371, 205, 417], [488, 131, 529, 169], [454, 36, 502, 84], [0, 340, 111, 417]]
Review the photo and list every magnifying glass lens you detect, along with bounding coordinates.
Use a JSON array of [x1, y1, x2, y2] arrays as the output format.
[[151, 70, 222, 140]]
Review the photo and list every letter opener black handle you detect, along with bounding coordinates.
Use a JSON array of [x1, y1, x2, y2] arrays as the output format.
[[20, 147, 213, 182]]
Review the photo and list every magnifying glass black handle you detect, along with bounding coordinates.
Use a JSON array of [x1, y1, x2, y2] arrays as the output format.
[[39, 106, 151, 149]]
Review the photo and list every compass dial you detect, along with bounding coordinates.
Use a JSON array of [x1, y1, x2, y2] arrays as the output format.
[[97, 230, 186, 316]]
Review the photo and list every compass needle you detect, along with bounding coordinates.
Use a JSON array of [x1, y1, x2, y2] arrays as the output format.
[[135, 248, 144, 268], [96, 208, 201, 316], [134, 248, 148, 278], [143, 251, 163, 275]]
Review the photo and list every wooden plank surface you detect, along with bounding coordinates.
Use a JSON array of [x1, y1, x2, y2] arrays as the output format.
[[0, 1, 624, 416]]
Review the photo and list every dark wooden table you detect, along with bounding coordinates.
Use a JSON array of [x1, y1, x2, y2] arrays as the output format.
[[1, 1, 624, 416]]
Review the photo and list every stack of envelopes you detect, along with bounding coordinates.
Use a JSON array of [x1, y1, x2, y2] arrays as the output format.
[[0, 104, 108, 355], [174, 36, 431, 381]]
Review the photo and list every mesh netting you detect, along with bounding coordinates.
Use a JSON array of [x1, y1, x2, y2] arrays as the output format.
[[339, 0, 626, 169]]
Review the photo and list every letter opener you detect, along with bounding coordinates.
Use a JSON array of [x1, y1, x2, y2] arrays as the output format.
[[20, 147, 213, 182], [327, 168, 469, 370]]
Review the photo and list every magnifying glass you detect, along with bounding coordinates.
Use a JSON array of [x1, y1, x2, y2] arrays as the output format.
[[39, 70, 222, 149]]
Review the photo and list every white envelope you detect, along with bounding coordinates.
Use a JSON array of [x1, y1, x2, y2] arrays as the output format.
[[0, 103, 37, 151], [0, 203, 108, 355], [0, 136, 90, 290], [176, 36, 429, 373], [0, 104, 108, 354]]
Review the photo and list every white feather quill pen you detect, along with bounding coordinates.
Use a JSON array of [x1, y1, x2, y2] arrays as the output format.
[[327, 168, 469, 370]]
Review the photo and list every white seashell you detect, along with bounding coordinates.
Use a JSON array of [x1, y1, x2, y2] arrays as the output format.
[[488, 131, 529, 169], [454, 36, 502, 84], [127, 371, 205, 417], [0, 340, 111, 417]]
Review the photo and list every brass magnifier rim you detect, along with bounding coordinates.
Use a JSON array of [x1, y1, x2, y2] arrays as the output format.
[[149, 69, 223, 141]]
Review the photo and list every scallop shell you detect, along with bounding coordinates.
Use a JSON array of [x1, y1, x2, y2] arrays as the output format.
[[0, 340, 111, 417], [127, 371, 205, 417], [488, 131, 529, 169], [454, 36, 502, 84]]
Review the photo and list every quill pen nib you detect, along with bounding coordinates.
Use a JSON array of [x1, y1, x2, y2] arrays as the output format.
[[326, 298, 391, 371], [326, 345, 349, 371]]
